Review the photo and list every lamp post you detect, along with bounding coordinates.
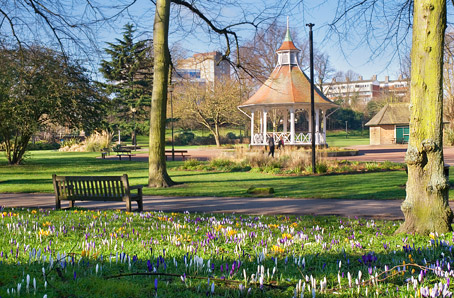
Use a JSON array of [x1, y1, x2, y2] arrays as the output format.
[[131, 107, 137, 151], [169, 85, 175, 161], [345, 121, 348, 139], [306, 22, 316, 174]]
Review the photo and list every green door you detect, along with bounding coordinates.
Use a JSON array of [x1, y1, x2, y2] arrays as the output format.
[[396, 126, 409, 144]]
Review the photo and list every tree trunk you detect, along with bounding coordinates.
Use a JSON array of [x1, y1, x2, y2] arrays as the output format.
[[148, 0, 175, 187], [397, 0, 453, 235], [214, 123, 221, 147]]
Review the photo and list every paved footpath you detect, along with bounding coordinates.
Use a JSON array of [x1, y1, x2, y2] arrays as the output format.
[[0, 192, 415, 220]]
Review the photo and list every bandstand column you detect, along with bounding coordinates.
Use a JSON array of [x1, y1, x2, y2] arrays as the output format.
[[283, 111, 288, 133], [315, 108, 320, 144], [323, 109, 327, 144], [308, 110, 312, 133], [290, 108, 295, 144], [250, 110, 255, 145], [262, 109, 268, 144]]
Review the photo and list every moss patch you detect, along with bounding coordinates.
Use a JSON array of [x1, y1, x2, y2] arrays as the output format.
[[247, 186, 275, 195]]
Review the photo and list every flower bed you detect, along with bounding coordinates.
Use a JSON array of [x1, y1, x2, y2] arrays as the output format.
[[180, 150, 405, 175], [0, 208, 452, 297]]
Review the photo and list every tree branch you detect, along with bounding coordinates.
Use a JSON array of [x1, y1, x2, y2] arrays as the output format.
[[0, 8, 22, 49]]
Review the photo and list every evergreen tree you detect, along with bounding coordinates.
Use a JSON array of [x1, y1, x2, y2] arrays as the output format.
[[100, 23, 153, 145]]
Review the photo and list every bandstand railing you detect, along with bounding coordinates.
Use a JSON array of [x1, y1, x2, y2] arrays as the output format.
[[251, 132, 326, 145]]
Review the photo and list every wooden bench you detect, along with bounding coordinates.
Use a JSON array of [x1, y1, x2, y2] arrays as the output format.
[[52, 174, 143, 212], [165, 149, 190, 160], [113, 149, 135, 160]]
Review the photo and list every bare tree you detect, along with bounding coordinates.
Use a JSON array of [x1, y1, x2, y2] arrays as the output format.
[[0, 1, 146, 63], [172, 77, 245, 147], [314, 52, 335, 93]]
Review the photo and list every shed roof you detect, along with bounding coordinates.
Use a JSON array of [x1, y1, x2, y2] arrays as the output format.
[[238, 65, 337, 108], [365, 103, 410, 126]]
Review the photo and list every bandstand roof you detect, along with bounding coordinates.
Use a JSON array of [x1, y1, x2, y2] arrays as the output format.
[[238, 64, 337, 109], [239, 23, 337, 110]]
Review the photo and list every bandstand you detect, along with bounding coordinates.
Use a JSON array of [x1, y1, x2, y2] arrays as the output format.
[[238, 25, 337, 146]]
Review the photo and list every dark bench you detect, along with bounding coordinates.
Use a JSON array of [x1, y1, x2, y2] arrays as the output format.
[[52, 174, 143, 212], [113, 148, 135, 160], [165, 149, 190, 160]]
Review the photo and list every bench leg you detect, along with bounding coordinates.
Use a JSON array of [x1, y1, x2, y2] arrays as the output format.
[[56, 198, 61, 210], [126, 198, 132, 212], [129, 155, 132, 161], [119, 155, 122, 160], [137, 199, 143, 212], [69, 200, 75, 208]]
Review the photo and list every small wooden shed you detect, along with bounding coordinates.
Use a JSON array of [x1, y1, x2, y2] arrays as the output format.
[[365, 103, 410, 145]]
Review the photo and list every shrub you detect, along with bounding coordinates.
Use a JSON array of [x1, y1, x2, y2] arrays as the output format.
[[85, 131, 112, 152], [316, 163, 328, 174], [59, 131, 112, 152], [178, 147, 405, 176], [184, 159, 201, 167], [61, 138, 80, 148], [226, 132, 237, 139], [209, 158, 234, 168], [193, 134, 215, 145], [27, 141, 60, 150], [365, 162, 380, 172], [174, 131, 195, 145]]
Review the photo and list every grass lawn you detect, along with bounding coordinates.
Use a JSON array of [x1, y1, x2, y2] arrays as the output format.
[[326, 130, 370, 147], [0, 208, 452, 297], [0, 150, 409, 200]]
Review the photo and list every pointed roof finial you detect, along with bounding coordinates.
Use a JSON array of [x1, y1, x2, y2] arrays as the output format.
[[285, 16, 292, 42]]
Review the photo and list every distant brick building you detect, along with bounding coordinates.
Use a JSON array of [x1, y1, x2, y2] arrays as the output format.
[[175, 51, 230, 84]]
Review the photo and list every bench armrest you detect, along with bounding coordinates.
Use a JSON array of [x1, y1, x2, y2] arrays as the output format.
[[129, 185, 143, 190]]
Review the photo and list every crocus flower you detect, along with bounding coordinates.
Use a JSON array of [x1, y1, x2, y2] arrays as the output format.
[[147, 260, 152, 272]]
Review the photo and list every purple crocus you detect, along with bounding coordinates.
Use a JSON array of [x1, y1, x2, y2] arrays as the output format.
[[147, 260, 152, 272], [154, 278, 158, 292]]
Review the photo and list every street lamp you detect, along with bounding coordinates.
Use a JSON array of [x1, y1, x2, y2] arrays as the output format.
[[306, 22, 316, 174], [168, 85, 175, 161], [131, 107, 137, 151], [345, 121, 348, 139]]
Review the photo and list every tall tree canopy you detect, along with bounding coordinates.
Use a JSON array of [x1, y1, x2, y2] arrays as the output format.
[[0, 46, 107, 165], [100, 23, 153, 143]]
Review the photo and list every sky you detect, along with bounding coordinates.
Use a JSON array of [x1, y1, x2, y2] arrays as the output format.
[[108, 0, 416, 82], [7, 0, 454, 82]]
